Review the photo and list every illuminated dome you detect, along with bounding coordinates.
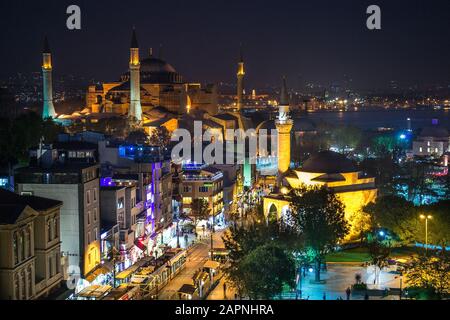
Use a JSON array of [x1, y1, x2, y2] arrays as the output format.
[[301, 151, 358, 173]]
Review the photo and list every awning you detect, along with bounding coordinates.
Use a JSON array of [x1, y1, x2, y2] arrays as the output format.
[[85, 263, 114, 283], [203, 260, 220, 270], [77, 285, 112, 298]]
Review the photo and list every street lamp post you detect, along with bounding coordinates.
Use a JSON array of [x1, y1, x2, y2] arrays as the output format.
[[419, 214, 432, 255]]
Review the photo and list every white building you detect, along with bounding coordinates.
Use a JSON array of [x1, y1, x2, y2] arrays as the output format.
[[413, 126, 450, 157]]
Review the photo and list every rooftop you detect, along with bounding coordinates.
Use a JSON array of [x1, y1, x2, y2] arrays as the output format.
[[301, 151, 358, 174], [0, 189, 62, 224]]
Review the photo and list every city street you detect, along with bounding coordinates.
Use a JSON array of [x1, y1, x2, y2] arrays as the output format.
[[157, 230, 227, 300], [296, 263, 402, 300]]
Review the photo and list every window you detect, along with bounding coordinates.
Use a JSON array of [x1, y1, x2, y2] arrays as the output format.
[[427, 141, 431, 146], [117, 197, 124, 209], [199, 186, 209, 193], [20, 231, 25, 261], [419, 147, 423, 152], [93, 188, 97, 202], [435, 148, 438, 153], [20, 271, 26, 300], [94, 228, 98, 241], [27, 266, 32, 296], [86, 190, 91, 205], [26, 226, 31, 258], [14, 274, 19, 300], [56, 253, 61, 274], [13, 232, 18, 265], [427, 148, 431, 153], [47, 219, 52, 242], [54, 218, 58, 239], [93, 208, 97, 222], [49, 256, 53, 277]]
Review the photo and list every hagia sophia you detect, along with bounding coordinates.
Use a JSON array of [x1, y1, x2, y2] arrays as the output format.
[[40, 29, 377, 238]]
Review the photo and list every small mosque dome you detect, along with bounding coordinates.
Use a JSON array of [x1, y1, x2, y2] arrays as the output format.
[[301, 151, 358, 173]]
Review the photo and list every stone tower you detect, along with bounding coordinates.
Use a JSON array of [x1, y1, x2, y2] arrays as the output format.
[[128, 28, 142, 122], [236, 45, 245, 111], [42, 37, 56, 119], [275, 77, 293, 177]]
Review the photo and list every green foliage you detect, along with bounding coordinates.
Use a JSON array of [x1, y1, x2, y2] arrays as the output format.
[[0, 112, 63, 168], [420, 200, 450, 245], [352, 283, 368, 291], [405, 286, 441, 300], [364, 195, 419, 243], [405, 250, 450, 299], [148, 126, 171, 147], [191, 198, 211, 223], [367, 238, 391, 270], [238, 243, 296, 299], [126, 129, 148, 145], [289, 185, 349, 281], [222, 221, 300, 298], [364, 196, 450, 245], [359, 156, 398, 196], [371, 134, 397, 157], [331, 125, 363, 152]]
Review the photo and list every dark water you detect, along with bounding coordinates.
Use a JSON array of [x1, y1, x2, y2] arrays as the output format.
[[306, 109, 450, 131]]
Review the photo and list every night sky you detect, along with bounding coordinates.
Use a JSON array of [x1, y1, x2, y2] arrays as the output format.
[[1, 0, 450, 90]]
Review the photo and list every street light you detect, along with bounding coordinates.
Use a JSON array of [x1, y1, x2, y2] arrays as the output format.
[[419, 214, 432, 254]]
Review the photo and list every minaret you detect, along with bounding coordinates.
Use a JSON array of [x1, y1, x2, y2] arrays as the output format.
[[42, 37, 56, 119], [275, 77, 293, 178], [128, 28, 142, 122], [236, 45, 245, 111]]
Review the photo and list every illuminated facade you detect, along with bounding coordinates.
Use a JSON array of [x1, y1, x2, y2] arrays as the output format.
[[264, 151, 378, 239], [275, 77, 293, 179], [16, 163, 101, 277], [128, 29, 143, 122], [179, 163, 224, 223], [236, 46, 245, 111], [86, 29, 218, 119], [0, 189, 63, 300], [41, 37, 56, 119]]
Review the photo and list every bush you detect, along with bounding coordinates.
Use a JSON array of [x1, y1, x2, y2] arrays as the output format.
[[405, 286, 441, 300], [352, 283, 368, 291]]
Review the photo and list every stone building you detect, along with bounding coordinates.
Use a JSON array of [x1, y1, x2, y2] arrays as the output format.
[[0, 189, 63, 300]]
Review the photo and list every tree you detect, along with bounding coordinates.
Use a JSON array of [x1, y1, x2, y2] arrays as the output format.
[[149, 126, 171, 147], [367, 238, 391, 286], [238, 243, 296, 299], [190, 198, 211, 226], [126, 129, 148, 144], [222, 221, 300, 297], [418, 200, 450, 245], [331, 125, 362, 153], [0, 112, 63, 176], [347, 209, 373, 242], [405, 250, 450, 299], [289, 185, 349, 282], [364, 195, 419, 243]]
